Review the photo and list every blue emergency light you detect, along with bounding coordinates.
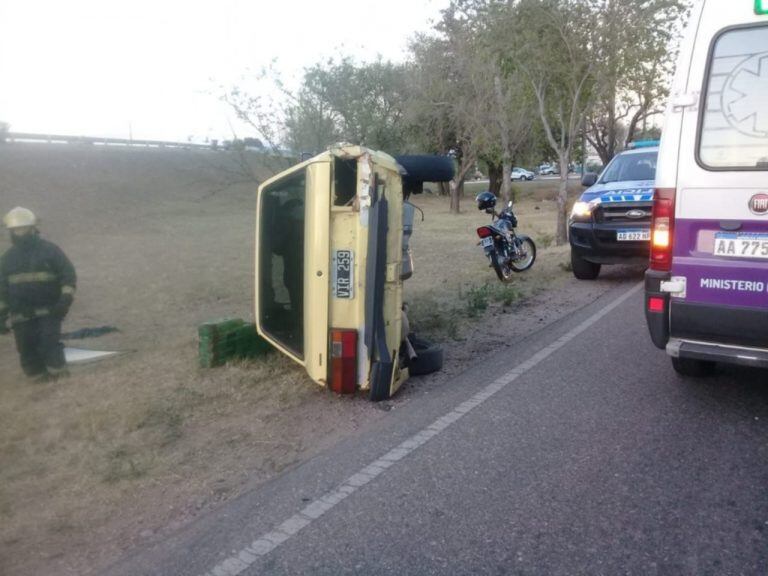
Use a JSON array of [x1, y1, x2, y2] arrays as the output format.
[[627, 140, 660, 149]]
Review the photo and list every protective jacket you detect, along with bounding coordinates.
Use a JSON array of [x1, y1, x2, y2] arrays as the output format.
[[0, 235, 76, 325]]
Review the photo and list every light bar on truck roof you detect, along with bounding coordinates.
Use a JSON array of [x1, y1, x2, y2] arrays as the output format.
[[757, 0, 768, 14], [627, 140, 660, 149]]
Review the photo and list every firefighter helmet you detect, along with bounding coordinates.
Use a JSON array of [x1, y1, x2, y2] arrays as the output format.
[[3, 207, 37, 229]]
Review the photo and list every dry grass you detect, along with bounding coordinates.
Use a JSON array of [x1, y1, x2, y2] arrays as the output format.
[[405, 183, 581, 340], [0, 145, 583, 575]]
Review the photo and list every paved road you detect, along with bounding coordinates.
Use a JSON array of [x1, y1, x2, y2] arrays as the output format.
[[103, 281, 768, 576]]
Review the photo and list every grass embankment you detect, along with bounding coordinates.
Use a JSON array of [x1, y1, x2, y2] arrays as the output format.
[[0, 144, 583, 576]]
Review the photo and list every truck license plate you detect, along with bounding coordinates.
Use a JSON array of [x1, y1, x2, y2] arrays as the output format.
[[714, 233, 768, 259], [617, 229, 650, 241], [332, 249, 354, 299]]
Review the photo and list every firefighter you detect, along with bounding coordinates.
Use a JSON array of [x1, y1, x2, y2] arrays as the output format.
[[0, 207, 76, 381]]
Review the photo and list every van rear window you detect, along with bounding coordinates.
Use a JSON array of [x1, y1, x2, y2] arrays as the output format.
[[698, 25, 768, 170]]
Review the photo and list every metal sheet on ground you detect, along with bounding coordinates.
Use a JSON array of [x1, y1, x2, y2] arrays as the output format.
[[64, 347, 120, 364]]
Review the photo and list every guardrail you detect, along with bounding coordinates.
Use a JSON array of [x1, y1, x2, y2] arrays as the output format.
[[3, 132, 212, 149]]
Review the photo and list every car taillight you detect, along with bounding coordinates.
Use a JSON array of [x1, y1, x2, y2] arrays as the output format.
[[650, 188, 676, 271], [476, 226, 493, 238], [330, 329, 357, 394]]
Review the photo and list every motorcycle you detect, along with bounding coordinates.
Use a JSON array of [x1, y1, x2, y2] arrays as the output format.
[[475, 194, 536, 281]]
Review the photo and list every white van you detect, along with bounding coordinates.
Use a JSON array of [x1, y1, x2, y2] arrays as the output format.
[[645, 0, 768, 375]]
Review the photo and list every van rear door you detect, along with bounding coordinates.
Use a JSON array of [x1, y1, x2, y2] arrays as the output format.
[[670, 5, 768, 347]]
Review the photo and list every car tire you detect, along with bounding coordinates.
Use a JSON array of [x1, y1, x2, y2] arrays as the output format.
[[671, 357, 716, 377], [407, 335, 444, 376], [394, 155, 455, 183], [526, 175, 534, 181], [571, 249, 601, 280]]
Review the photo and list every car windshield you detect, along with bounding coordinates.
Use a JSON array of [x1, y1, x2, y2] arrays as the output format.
[[599, 151, 657, 183], [258, 170, 306, 358]]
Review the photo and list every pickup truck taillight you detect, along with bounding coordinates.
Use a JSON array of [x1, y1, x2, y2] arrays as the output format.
[[649, 188, 676, 271]]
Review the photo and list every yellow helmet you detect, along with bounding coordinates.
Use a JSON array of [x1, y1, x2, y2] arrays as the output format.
[[3, 207, 38, 229]]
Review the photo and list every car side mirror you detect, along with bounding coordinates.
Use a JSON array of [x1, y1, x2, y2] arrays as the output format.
[[581, 172, 598, 187]]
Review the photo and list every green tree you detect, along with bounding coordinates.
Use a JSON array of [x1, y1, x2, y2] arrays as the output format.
[[284, 57, 409, 155], [407, 2, 505, 213], [586, 0, 688, 164], [500, 0, 602, 244]]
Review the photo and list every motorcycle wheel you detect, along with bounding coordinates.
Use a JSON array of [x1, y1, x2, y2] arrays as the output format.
[[490, 250, 514, 282], [510, 235, 536, 272]]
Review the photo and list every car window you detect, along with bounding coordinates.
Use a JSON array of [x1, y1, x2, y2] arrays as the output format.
[[599, 151, 657, 183], [698, 24, 768, 170], [258, 170, 306, 358]]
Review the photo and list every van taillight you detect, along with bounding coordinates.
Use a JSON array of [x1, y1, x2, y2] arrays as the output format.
[[477, 226, 493, 238], [330, 329, 357, 394], [650, 188, 676, 271]]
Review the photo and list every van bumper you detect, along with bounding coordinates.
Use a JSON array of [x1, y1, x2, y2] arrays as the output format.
[[666, 338, 768, 369], [644, 269, 670, 349]]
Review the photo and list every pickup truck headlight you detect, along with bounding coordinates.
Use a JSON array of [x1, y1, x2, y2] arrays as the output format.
[[570, 201, 595, 220]]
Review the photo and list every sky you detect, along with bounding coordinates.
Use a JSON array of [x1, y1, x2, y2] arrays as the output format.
[[0, 0, 449, 143]]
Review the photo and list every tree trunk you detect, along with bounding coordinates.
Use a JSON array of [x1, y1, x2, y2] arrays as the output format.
[[487, 162, 502, 196], [555, 154, 570, 246], [493, 75, 513, 205], [500, 163, 512, 205], [449, 179, 461, 214]]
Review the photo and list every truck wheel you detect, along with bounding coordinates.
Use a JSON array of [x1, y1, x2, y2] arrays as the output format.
[[671, 357, 716, 377], [571, 249, 601, 280], [407, 335, 444, 376]]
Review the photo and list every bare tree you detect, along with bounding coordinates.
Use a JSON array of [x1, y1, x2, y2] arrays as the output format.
[[503, 0, 601, 244]]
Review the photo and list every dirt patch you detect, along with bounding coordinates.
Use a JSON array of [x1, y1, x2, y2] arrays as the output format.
[[0, 144, 638, 575]]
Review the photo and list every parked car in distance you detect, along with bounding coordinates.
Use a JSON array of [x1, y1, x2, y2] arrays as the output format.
[[538, 164, 555, 175], [511, 167, 535, 181]]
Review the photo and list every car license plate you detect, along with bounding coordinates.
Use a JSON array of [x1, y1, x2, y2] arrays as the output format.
[[714, 233, 768, 259], [481, 237, 494, 248], [617, 229, 650, 241], [332, 249, 354, 299]]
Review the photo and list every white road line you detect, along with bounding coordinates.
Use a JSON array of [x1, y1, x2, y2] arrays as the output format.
[[202, 282, 644, 576]]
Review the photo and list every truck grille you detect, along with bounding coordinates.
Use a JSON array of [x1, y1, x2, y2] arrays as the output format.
[[594, 203, 652, 224]]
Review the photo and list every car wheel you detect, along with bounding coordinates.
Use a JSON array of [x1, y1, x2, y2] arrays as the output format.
[[571, 249, 601, 280], [526, 175, 534, 181], [394, 155, 454, 182], [407, 335, 444, 376], [671, 357, 716, 377]]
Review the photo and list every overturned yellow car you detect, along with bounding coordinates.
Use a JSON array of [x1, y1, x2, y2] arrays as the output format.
[[255, 145, 454, 400]]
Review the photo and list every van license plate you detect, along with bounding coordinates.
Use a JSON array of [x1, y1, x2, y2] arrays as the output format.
[[714, 233, 768, 259], [617, 229, 650, 241], [332, 249, 354, 299]]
